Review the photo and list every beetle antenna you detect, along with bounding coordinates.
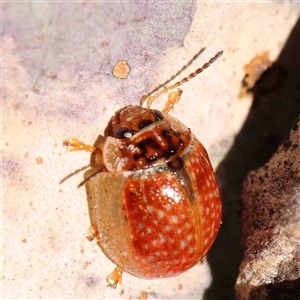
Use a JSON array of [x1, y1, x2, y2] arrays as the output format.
[[59, 165, 90, 184], [77, 167, 104, 188], [140, 50, 223, 108], [140, 47, 206, 105]]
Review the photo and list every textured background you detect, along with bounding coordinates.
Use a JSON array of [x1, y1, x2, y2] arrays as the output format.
[[2, 2, 299, 299]]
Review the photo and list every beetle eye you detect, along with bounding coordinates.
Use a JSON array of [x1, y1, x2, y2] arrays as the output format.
[[114, 127, 136, 139]]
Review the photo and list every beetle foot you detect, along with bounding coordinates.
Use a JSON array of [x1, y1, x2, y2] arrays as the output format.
[[86, 225, 98, 241], [162, 88, 183, 113], [107, 266, 123, 288], [63, 137, 95, 153]]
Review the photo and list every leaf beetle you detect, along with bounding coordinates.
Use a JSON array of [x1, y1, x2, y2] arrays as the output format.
[[64, 51, 223, 287]]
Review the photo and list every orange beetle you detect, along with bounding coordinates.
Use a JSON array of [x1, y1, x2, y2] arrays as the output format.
[[64, 51, 223, 287]]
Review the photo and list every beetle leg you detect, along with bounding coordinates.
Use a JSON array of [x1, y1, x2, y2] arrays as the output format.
[[63, 137, 96, 153], [107, 266, 124, 288], [162, 88, 183, 113], [86, 225, 99, 241]]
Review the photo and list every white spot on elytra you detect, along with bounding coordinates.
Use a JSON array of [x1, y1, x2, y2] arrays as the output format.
[[152, 240, 158, 246], [165, 203, 171, 211], [165, 225, 171, 231], [162, 188, 181, 203], [187, 234, 193, 241], [171, 215, 178, 223], [181, 240, 187, 249], [159, 233, 166, 243], [157, 210, 164, 219], [147, 205, 154, 212], [185, 222, 192, 229]]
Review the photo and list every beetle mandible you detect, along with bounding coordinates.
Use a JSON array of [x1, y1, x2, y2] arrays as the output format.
[[64, 50, 223, 287]]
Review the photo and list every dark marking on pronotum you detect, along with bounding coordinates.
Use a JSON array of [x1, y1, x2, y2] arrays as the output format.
[[153, 110, 164, 121], [139, 120, 153, 130]]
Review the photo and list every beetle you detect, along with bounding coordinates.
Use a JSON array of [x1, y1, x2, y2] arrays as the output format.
[[64, 51, 223, 287]]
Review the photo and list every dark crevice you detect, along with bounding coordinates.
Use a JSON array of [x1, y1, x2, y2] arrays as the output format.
[[204, 17, 300, 300]]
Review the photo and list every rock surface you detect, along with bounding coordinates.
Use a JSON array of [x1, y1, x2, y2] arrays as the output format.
[[236, 117, 300, 300]]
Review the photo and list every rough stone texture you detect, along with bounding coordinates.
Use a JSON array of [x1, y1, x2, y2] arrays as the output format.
[[235, 117, 300, 300], [206, 17, 300, 300]]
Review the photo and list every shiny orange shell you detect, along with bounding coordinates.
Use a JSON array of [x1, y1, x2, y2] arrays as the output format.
[[85, 105, 221, 279]]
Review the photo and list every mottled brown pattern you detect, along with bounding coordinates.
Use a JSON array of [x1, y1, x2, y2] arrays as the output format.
[[102, 106, 191, 171]]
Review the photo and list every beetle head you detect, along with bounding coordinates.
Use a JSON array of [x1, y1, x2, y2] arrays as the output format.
[[108, 105, 164, 139]]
